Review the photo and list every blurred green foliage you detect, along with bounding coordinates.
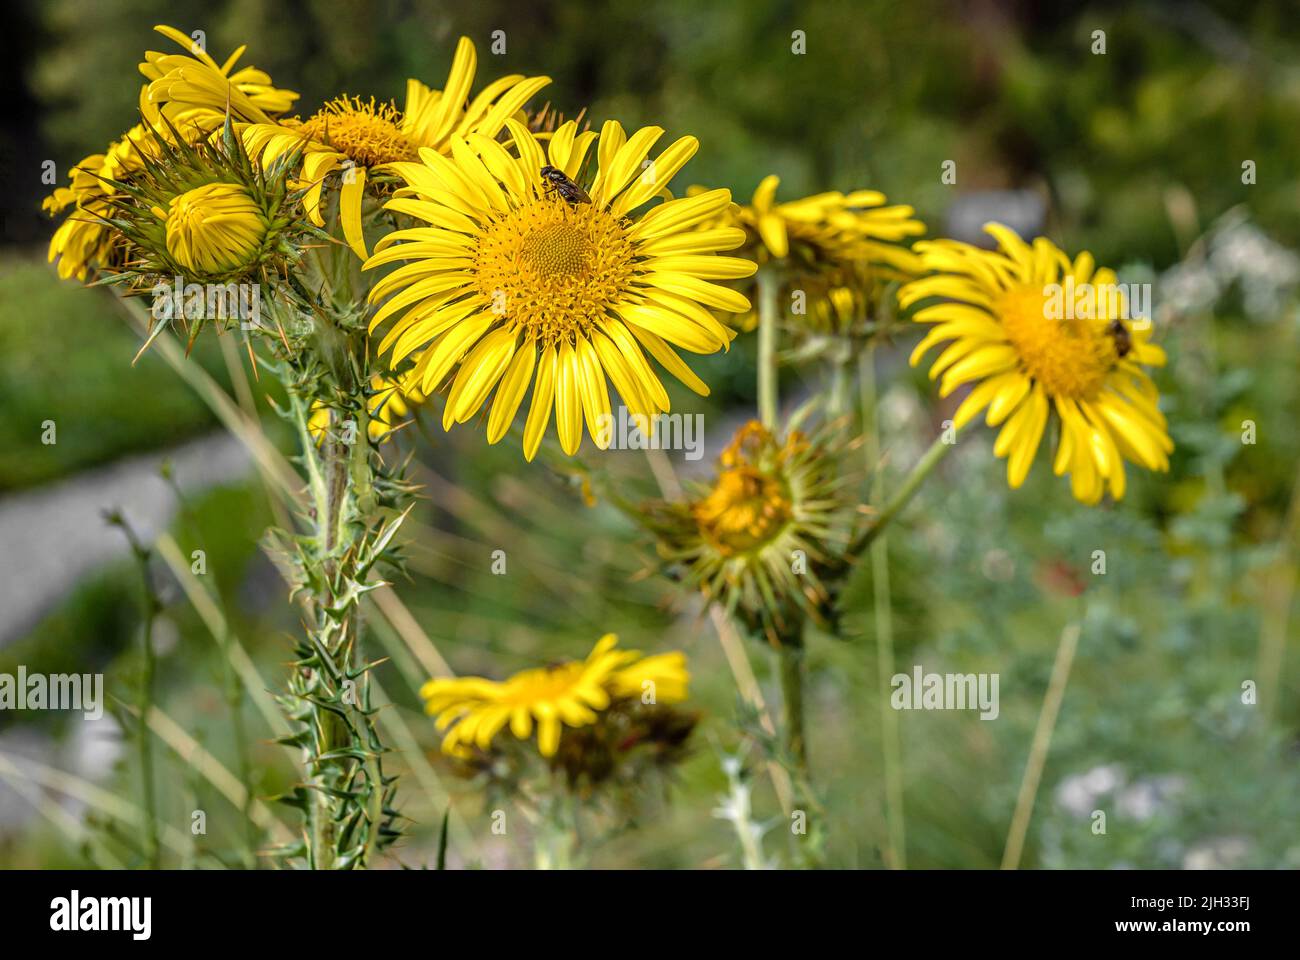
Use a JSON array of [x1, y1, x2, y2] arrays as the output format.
[[0, 257, 227, 489]]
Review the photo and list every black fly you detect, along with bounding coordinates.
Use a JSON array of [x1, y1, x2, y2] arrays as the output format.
[[540, 165, 591, 205], [1106, 318, 1132, 358]]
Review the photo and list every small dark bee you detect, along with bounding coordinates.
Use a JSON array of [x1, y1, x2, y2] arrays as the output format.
[[540, 165, 591, 205], [1106, 318, 1132, 358]]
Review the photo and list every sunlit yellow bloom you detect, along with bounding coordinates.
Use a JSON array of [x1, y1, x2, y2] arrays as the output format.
[[138, 24, 299, 129], [242, 38, 551, 259], [44, 24, 296, 281], [421, 634, 689, 758], [740, 174, 925, 269], [163, 183, 267, 274], [711, 175, 925, 333], [902, 223, 1173, 504], [364, 119, 755, 460], [307, 404, 332, 444]]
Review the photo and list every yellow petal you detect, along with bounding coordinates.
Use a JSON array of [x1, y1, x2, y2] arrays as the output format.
[[487, 343, 537, 443], [523, 344, 557, 461], [339, 165, 369, 259], [614, 302, 721, 354], [613, 135, 698, 214], [554, 341, 583, 455], [446, 326, 518, 426], [757, 213, 788, 258], [576, 336, 612, 448], [1006, 385, 1048, 488], [596, 126, 665, 206], [537, 715, 561, 757], [634, 272, 750, 314], [751, 174, 780, 212], [629, 188, 732, 240], [629, 326, 709, 397], [429, 37, 477, 146], [418, 313, 495, 394]]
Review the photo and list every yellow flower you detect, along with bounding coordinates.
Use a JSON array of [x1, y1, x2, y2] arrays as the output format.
[[643, 420, 851, 644], [740, 174, 925, 270], [138, 24, 299, 129], [420, 634, 689, 758], [901, 223, 1173, 504], [364, 119, 755, 460], [164, 183, 267, 274], [242, 37, 551, 259], [307, 404, 332, 445], [45, 123, 191, 281], [44, 24, 296, 281], [712, 175, 925, 334]]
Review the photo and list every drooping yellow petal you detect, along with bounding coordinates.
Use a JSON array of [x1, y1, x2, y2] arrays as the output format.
[[339, 164, 369, 259]]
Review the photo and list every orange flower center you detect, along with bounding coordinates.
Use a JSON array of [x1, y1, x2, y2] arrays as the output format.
[[299, 97, 417, 167], [997, 285, 1117, 399], [694, 465, 792, 556], [474, 195, 635, 347]]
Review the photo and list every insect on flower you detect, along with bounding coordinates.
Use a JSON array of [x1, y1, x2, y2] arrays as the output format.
[[1106, 318, 1132, 358], [540, 164, 592, 204]]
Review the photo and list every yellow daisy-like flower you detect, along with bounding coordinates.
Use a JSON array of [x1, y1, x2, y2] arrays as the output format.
[[711, 175, 925, 333], [242, 37, 551, 259], [420, 634, 689, 758], [44, 146, 131, 280], [740, 173, 925, 270], [643, 420, 851, 644], [901, 223, 1174, 504], [44, 24, 297, 281], [138, 24, 299, 129], [363, 119, 755, 460]]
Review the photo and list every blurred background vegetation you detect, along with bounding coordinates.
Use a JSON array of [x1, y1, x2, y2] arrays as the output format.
[[1, 0, 1298, 868]]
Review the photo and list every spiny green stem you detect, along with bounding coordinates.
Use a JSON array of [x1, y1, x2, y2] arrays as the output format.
[[532, 778, 579, 869], [308, 431, 351, 869], [715, 753, 768, 870], [286, 365, 400, 870]]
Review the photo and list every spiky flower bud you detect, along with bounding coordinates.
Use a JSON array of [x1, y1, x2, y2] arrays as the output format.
[[163, 183, 269, 275]]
